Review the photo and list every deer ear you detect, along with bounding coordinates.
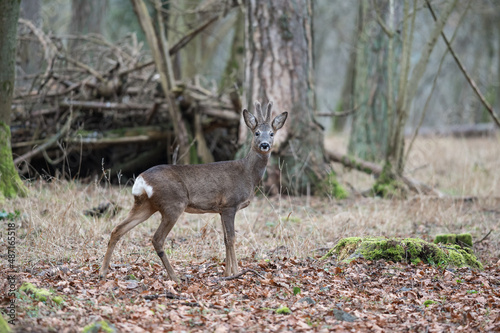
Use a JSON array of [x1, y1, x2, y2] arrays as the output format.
[[243, 109, 257, 130], [272, 112, 288, 131]]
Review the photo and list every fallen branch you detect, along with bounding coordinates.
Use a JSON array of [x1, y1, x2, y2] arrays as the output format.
[[143, 292, 187, 301], [60, 100, 152, 111], [406, 123, 497, 138], [67, 133, 169, 148], [14, 111, 74, 165], [59, 99, 240, 121], [218, 268, 265, 281], [326, 149, 444, 197]]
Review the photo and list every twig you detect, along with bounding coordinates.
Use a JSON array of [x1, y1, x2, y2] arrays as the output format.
[[218, 268, 265, 281], [425, 0, 500, 128], [169, 16, 219, 56], [473, 230, 492, 245], [60, 55, 106, 82], [371, 0, 394, 38], [118, 15, 218, 76]]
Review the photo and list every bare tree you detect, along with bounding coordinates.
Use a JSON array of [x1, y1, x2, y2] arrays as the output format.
[[346, 0, 458, 196]]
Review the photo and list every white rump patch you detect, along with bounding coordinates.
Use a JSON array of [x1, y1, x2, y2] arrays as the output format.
[[132, 176, 153, 198]]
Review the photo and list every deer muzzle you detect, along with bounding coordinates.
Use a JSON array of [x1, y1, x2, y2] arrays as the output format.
[[259, 142, 270, 152]]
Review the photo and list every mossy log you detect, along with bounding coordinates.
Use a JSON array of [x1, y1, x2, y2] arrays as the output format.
[[322, 236, 482, 270]]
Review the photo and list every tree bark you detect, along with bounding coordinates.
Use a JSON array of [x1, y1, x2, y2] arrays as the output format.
[[244, 0, 326, 194], [0, 0, 27, 201]]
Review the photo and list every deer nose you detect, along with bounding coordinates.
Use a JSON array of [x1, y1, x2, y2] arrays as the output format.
[[259, 142, 270, 152]]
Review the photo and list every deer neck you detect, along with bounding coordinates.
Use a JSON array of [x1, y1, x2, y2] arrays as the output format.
[[244, 147, 270, 186]]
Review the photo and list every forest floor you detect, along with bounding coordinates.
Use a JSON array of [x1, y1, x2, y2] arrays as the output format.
[[1, 135, 499, 332]]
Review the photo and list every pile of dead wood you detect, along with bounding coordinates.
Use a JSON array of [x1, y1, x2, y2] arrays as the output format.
[[12, 20, 240, 181]]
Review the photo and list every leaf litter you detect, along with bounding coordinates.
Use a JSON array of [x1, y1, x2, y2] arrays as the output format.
[[2, 254, 499, 332]]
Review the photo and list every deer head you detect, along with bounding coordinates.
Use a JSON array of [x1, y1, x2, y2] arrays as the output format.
[[243, 101, 288, 154]]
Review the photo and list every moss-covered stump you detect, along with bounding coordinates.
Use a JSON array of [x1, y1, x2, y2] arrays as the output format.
[[434, 233, 473, 247], [321, 236, 483, 270]]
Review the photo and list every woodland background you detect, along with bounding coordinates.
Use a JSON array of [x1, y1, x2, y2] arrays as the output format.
[[0, 0, 499, 332]]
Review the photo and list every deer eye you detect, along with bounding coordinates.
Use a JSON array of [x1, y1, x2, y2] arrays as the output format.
[[255, 132, 260, 137], [270, 132, 274, 137]]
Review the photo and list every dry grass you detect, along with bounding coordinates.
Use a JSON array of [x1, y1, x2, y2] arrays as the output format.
[[326, 134, 500, 197], [7, 135, 500, 276]]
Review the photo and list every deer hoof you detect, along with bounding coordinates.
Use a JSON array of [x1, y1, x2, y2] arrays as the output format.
[[99, 270, 108, 280]]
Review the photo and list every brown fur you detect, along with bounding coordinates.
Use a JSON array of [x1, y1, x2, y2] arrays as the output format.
[[100, 101, 287, 283]]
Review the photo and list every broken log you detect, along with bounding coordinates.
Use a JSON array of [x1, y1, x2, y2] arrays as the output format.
[[326, 149, 444, 197], [405, 123, 498, 138]]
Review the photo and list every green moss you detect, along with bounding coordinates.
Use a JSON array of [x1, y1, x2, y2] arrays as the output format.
[[317, 170, 349, 199], [372, 162, 405, 198], [0, 123, 28, 202], [275, 306, 291, 315], [20, 283, 64, 304], [52, 296, 64, 305], [423, 300, 438, 307], [0, 315, 11, 333], [126, 274, 137, 281], [321, 236, 483, 270], [83, 320, 115, 333], [321, 237, 362, 260], [434, 233, 472, 247]]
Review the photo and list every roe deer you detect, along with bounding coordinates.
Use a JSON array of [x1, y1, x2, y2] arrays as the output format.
[[100, 101, 288, 283]]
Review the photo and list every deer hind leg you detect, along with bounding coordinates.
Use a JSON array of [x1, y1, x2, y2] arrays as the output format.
[[100, 199, 155, 278], [152, 203, 185, 284], [221, 208, 239, 276]]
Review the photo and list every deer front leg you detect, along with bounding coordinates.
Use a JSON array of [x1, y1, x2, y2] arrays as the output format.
[[152, 208, 184, 284], [220, 208, 239, 276]]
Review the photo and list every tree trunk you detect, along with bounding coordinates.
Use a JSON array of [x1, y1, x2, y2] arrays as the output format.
[[70, 0, 107, 35], [18, 0, 41, 86], [0, 0, 27, 201], [221, 8, 245, 91], [348, 0, 400, 162], [244, 0, 326, 195]]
